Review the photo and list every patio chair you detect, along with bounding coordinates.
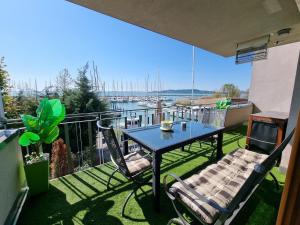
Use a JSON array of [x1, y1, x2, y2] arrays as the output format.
[[164, 128, 294, 225], [237, 121, 280, 189], [188, 107, 226, 160], [97, 121, 152, 216]]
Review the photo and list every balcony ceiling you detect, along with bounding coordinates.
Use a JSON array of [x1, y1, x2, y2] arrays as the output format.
[[68, 0, 300, 56]]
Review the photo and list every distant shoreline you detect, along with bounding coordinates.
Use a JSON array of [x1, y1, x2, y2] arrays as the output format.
[[153, 89, 213, 94], [103, 89, 213, 97]]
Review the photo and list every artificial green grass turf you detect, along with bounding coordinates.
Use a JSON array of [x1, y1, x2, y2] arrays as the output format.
[[18, 125, 285, 225]]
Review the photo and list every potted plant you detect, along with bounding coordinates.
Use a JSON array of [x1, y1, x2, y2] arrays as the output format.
[[216, 98, 231, 110], [214, 98, 231, 127], [18, 98, 65, 196]]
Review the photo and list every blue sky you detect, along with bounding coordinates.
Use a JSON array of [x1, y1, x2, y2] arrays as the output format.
[[0, 0, 252, 91]]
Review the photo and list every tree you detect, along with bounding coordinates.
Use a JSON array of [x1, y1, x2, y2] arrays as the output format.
[[56, 68, 73, 100], [68, 62, 107, 113], [0, 57, 18, 119], [61, 63, 109, 169], [213, 83, 240, 98], [16, 91, 38, 116], [0, 57, 10, 95]]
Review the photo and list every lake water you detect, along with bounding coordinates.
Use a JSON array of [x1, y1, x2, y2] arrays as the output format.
[[105, 92, 212, 128], [105, 91, 211, 111]]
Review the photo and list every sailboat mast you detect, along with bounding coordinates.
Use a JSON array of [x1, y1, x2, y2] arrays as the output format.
[[192, 46, 195, 101]]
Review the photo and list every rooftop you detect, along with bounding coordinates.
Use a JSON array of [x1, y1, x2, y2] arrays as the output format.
[[17, 125, 285, 225]]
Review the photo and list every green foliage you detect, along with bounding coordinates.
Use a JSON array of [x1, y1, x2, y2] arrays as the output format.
[[15, 91, 38, 116], [0, 58, 37, 119], [53, 63, 110, 161], [19, 98, 66, 147], [63, 63, 108, 114], [19, 132, 40, 146], [213, 83, 240, 98], [0, 56, 17, 119], [55, 68, 73, 100], [0, 57, 11, 95], [1, 59, 108, 121], [3, 95, 19, 119], [216, 98, 231, 109]]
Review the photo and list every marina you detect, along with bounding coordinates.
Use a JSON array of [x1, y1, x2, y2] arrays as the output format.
[[101, 91, 211, 111]]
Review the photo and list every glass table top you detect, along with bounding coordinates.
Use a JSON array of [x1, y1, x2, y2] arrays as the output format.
[[123, 121, 223, 152]]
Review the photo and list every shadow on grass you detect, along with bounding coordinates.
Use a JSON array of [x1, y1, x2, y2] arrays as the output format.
[[231, 179, 283, 225], [18, 178, 137, 225], [18, 124, 281, 225], [17, 144, 213, 225]]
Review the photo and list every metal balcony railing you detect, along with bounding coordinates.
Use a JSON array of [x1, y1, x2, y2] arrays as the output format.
[[5, 105, 206, 179]]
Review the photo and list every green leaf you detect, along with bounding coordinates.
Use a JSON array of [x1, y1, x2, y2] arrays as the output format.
[[49, 99, 62, 116], [20, 115, 39, 132], [216, 98, 231, 109], [43, 126, 59, 144], [36, 98, 53, 124], [18, 132, 40, 147], [20, 98, 65, 146], [49, 99, 66, 126]]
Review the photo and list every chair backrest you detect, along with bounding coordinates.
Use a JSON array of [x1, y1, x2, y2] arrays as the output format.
[[201, 107, 211, 124], [201, 107, 227, 127], [97, 122, 130, 176]]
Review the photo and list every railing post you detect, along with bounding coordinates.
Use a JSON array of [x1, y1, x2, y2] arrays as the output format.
[[64, 123, 73, 173], [144, 109, 148, 126], [88, 121, 93, 152], [124, 116, 128, 129], [139, 115, 142, 127]]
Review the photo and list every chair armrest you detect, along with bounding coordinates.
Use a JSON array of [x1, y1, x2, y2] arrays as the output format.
[[163, 173, 231, 214], [254, 164, 266, 174]]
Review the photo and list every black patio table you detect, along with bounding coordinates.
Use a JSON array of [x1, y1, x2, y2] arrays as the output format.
[[122, 121, 224, 212]]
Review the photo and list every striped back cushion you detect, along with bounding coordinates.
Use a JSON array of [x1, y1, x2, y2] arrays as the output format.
[[170, 149, 268, 224]]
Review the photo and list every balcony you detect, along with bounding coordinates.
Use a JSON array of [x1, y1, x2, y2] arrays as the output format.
[[16, 124, 284, 225]]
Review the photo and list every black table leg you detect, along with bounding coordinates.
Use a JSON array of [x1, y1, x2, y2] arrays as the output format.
[[216, 131, 224, 160], [123, 133, 128, 155], [152, 151, 161, 212]]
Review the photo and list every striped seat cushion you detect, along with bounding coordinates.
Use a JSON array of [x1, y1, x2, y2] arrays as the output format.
[[124, 150, 152, 175], [170, 149, 268, 224]]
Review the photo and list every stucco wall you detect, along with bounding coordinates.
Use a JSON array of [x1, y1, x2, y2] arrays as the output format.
[[0, 133, 26, 225], [249, 42, 300, 172], [249, 42, 300, 113]]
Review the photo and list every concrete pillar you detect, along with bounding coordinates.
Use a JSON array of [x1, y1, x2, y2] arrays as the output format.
[[280, 52, 300, 172]]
